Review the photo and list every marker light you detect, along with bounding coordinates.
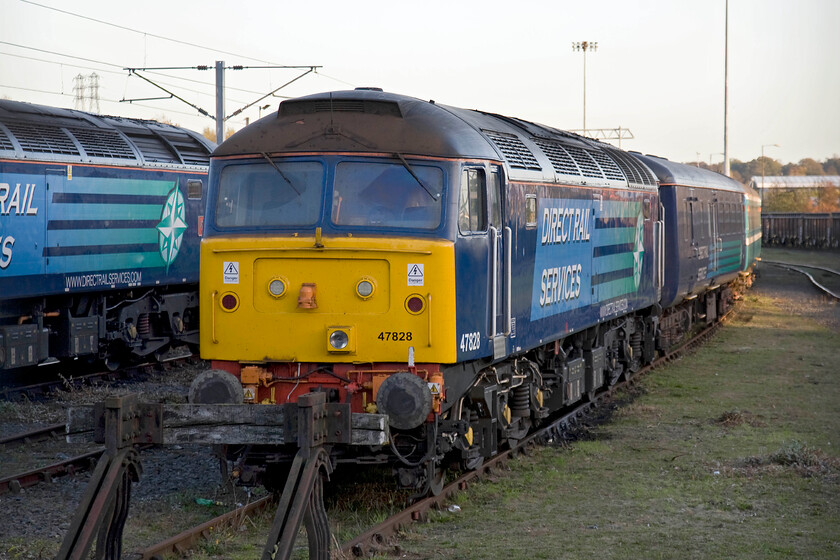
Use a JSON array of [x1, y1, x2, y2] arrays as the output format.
[[405, 294, 426, 314], [220, 292, 240, 312], [356, 279, 375, 299], [268, 278, 287, 298]]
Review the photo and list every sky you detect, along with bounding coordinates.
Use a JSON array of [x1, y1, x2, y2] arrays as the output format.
[[1, 0, 838, 169]]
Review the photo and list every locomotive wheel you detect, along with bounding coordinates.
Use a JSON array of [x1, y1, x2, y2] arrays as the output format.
[[505, 417, 530, 448], [462, 454, 484, 471], [103, 353, 122, 372], [428, 462, 446, 496]]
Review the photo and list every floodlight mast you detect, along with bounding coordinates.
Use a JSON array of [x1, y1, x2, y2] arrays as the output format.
[[572, 41, 598, 135]]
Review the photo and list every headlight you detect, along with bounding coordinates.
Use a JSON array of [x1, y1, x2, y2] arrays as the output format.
[[356, 278, 375, 299], [326, 326, 355, 353], [268, 278, 287, 297], [329, 329, 349, 350]]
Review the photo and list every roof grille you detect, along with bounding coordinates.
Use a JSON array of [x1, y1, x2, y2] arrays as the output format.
[[562, 145, 603, 178], [605, 148, 657, 186], [120, 129, 180, 163], [4, 121, 79, 155], [483, 130, 541, 170], [0, 127, 13, 151], [587, 149, 626, 181], [158, 129, 211, 165], [279, 99, 402, 118], [533, 139, 580, 176], [67, 127, 134, 159]]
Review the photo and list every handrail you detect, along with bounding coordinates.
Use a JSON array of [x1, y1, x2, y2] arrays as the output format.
[[210, 290, 219, 344], [489, 226, 498, 338], [504, 226, 512, 336]]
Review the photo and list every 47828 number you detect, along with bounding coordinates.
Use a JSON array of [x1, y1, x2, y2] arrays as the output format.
[[459, 331, 481, 352], [378, 331, 412, 341]]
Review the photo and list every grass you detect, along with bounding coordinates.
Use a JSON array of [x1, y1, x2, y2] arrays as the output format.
[[396, 273, 840, 559]]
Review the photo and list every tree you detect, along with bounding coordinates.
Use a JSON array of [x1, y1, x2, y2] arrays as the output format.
[[202, 126, 236, 143], [823, 157, 840, 176], [764, 188, 813, 212], [813, 183, 840, 212], [797, 158, 825, 176], [155, 114, 179, 127]]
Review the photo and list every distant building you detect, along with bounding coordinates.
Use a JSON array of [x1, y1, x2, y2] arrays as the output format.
[[750, 176, 840, 212], [748, 175, 840, 192]]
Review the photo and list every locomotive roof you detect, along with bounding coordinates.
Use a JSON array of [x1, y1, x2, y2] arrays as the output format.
[[633, 153, 749, 194], [0, 99, 214, 168], [215, 89, 658, 192]]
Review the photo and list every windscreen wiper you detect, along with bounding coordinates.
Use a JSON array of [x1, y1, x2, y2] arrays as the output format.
[[393, 152, 439, 201], [261, 152, 301, 196]]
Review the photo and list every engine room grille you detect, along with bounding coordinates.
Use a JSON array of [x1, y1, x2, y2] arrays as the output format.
[[533, 139, 580, 176], [587, 149, 626, 181], [67, 127, 135, 159], [562, 145, 604, 178], [121, 129, 180, 163], [4, 121, 79, 155], [279, 99, 403, 118], [605, 147, 658, 186], [159, 130, 211, 166], [0, 127, 13, 151], [483, 130, 542, 170]]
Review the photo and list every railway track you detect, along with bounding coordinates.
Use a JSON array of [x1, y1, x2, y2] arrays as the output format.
[[0, 347, 195, 401], [761, 259, 840, 300], [137, 317, 725, 559], [0, 353, 197, 496]]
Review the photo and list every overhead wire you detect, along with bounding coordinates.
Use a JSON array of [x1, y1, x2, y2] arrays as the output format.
[[20, 0, 282, 65], [0, 83, 249, 125], [0, 41, 272, 97], [4, 3, 350, 121]]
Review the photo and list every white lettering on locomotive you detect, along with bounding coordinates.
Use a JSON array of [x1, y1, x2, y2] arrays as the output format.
[[541, 207, 590, 246], [0, 235, 14, 269], [0, 183, 39, 216], [539, 263, 582, 307]]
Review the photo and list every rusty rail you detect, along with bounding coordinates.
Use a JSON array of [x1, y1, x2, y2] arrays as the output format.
[[0, 449, 102, 495]]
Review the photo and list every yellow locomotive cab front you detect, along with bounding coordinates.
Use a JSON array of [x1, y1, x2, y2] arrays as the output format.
[[200, 234, 457, 365]]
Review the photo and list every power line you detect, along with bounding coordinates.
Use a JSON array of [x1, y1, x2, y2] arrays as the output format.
[[0, 83, 250, 125], [0, 42, 286, 98], [0, 50, 126, 76], [21, 0, 281, 65], [0, 50, 252, 106], [0, 40, 123, 69]]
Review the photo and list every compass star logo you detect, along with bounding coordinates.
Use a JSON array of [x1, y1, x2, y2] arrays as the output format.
[[157, 187, 188, 271], [632, 210, 645, 290]]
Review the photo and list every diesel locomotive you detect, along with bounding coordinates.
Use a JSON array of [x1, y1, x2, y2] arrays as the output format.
[[194, 89, 760, 494], [0, 100, 213, 372]]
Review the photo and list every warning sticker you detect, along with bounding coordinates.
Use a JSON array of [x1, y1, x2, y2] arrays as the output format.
[[243, 387, 256, 401], [223, 261, 239, 284], [428, 382, 441, 396], [407, 263, 424, 286]]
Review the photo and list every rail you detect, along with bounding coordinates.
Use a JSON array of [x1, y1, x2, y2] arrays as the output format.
[[760, 259, 840, 300]]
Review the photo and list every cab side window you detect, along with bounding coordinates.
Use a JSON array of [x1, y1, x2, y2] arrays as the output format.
[[459, 168, 487, 233]]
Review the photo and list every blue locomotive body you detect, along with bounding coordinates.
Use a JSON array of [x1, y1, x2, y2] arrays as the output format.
[[0, 100, 213, 370], [194, 89, 758, 492], [0, 160, 204, 299]]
